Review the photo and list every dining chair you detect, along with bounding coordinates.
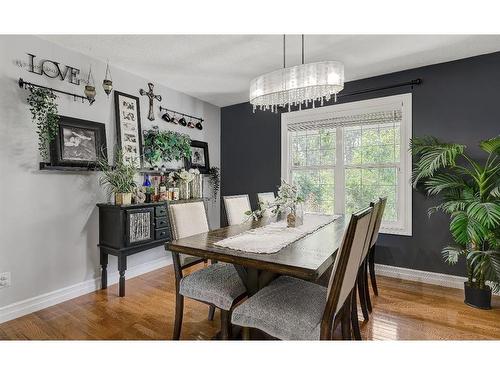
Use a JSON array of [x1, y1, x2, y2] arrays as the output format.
[[231, 206, 374, 340], [257, 192, 276, 215], [350, 199, 381, 340], [367, 196, 387, 299], [223, 194, 252, 225], [168, 201, 247, 340]]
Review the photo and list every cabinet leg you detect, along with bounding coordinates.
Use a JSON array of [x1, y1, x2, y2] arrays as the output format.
[[118, 256, 127, 297], [100, 251, 108, 290]]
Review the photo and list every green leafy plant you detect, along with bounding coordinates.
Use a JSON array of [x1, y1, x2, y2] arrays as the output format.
[[27, 87, 59, 160], [410, 135, 500, 292], [97, 147, 137, 197], [208, 167, 220, 203], [143, 129, 192, 166]]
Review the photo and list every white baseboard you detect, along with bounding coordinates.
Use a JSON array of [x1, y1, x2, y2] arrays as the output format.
[[0, 257, 172, 324], [375, 263, 499, 295]]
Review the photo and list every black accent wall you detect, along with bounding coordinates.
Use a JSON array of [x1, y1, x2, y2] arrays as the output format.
[[221, 52, 500, 276]]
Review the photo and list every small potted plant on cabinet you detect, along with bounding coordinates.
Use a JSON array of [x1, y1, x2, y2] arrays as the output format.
[[411, 135, 500, 309], [97, 148, 137, 205]]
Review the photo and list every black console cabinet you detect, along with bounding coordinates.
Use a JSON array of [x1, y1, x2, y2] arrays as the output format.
[[97, 199, 203, 296]]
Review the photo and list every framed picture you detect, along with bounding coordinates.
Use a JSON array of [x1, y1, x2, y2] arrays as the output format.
[[114, 91, 142, 168], [50, 116, 107, 168], [186, 140, 210, 174]]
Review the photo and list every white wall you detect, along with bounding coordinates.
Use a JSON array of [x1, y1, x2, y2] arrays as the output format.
[[0, 35, 221, 313]]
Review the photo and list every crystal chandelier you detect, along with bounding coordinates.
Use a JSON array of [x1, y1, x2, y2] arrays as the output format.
[[249, 35, 344, 112]]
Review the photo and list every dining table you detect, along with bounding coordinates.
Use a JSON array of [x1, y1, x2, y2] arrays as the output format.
[[166, 214, 348, 295]]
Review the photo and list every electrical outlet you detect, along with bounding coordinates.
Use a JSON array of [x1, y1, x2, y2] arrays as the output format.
[[0, 272, 11, 289]]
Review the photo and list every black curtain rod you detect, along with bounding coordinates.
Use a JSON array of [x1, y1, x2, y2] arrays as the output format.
[[159, 106, 204, 122], [18, 78, 95, 105], [337, 78, 422, 99]]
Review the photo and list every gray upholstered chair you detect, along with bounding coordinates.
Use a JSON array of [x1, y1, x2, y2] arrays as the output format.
[[368, 197, 387, 298], [231, 206, 374, 340], [257, 192, 276, 216], [168, 201, 247, 340], [223, 194, 251, 225], [350, 199, 381, 340]]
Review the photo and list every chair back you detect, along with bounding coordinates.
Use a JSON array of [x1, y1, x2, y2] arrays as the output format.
[[369, 197, 387, 248], [360, 200, 381, 263], [321, 206, 373, 338], [168, 201, 209, 240], [257, 192, 276, 216], [223, 194, 251, 225], [168, 201, 210, 280]]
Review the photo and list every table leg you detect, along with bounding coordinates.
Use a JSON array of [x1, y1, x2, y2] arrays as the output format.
[[100, 251, 108, 290], [118, 255, 127, 297]]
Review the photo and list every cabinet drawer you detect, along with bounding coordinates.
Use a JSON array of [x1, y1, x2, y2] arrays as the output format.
[[155, 205, 167, 217], [155, 216, 169, 228], [155, 228, 170, 241]]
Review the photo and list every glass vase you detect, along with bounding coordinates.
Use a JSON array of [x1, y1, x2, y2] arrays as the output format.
[[190, 174, 203, 199], [179, 181, 190, 200]]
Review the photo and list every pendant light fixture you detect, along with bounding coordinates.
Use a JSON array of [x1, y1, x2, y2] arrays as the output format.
[[84, 65, 96, 102], [102, 60, 113, 97], [249, 35, 344, 112]]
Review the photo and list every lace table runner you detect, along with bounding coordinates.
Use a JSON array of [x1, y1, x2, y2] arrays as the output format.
[[214, 214, 340, 254]]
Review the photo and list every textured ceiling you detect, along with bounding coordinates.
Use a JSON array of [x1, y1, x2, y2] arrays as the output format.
[[40, 35, 500, 107]]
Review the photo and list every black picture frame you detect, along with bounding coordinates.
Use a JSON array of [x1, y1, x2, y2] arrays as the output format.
[[114, 91, 143, 168], [186, 140, 210, 174], [49, 116, 107, 169]]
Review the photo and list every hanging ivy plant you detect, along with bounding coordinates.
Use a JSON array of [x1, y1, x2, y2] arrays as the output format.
[[208, 166, 220, 203], [27, 87, 59, 160], [143, 129, 192, 166]]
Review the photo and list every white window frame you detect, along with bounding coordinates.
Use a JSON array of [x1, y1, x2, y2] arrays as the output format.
[[281, 93, 412, 236]]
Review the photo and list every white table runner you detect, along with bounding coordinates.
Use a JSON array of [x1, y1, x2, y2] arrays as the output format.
[[214, 214, 340, 254]]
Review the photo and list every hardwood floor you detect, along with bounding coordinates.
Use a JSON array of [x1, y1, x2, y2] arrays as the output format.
[[1, 264, 499, 340]]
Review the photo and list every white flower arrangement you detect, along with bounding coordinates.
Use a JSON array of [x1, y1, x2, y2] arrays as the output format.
[[188, 168, 201, 175], [177, 168, 195, 182], [272, 180, 304, 216]]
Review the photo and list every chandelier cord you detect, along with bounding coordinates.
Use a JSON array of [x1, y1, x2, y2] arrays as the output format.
[[283, 34, 286, 68], [302, 34, 304, 64]]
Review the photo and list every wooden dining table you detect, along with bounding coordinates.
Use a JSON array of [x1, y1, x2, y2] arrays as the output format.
[[166, 215, 347, 295]]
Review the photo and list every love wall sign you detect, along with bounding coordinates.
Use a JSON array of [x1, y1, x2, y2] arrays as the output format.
[[16, 53, 82, 85]]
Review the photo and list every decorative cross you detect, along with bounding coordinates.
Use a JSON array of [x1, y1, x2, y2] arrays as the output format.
[[139, 82, 162, 121]]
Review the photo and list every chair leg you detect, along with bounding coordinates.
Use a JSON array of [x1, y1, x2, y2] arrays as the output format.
[[208, 306, 215, 321], [369, 246, 379, 296], [242, 326, 251, 340], [364, 260, 373, 313], [220, 310, 232, 340], [350, 284, 362, 340], [173, 293, 184, 340], [341, 298, 352, 340], [358, 266, 369, 321]]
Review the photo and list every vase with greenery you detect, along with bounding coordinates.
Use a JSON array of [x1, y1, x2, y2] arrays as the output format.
[[97, 148, 137, 205], [27, 87, 59, 161], [410, 135, 500, 309], [143, 129, 192, 167], [272, 180, 305, 227]]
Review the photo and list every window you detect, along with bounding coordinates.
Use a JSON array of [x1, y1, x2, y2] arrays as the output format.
[[281, 94, 412, 235]]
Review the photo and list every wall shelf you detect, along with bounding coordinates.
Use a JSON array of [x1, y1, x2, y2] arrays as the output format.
[[39, 162, 97, 172]]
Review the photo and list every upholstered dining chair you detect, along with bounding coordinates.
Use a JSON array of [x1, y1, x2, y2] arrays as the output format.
[[231, 206, 374, 340], [257, 192, 276, 216], [223, 194, 252, 225], [168, 201, 247, 340], [350, 199, 381, 340], [367, 197, 387, 299]]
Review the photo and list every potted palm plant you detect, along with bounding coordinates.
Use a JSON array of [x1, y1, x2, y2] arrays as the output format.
[[97, 148, 137, 205], [410, 135, 500, 309]]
